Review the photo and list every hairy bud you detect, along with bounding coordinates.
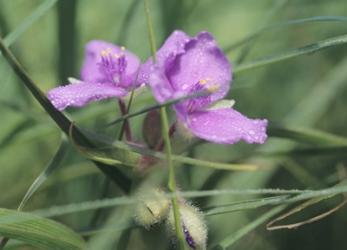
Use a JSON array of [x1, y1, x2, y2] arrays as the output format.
[[167, 203, 207, 250], [134, 189, 170, 229]]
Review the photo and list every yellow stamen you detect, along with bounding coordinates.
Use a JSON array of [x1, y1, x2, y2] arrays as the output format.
[[101, 48, 112, 56], [199, 79, 208, 85], [207, 84, 220, 93]]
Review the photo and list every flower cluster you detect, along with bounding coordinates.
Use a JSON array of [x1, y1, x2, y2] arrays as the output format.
[[47, 30, 268, 145]]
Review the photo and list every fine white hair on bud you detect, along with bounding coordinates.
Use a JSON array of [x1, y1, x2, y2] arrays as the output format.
[[166, 203, 208, 250], [134, 189, 170, 229]]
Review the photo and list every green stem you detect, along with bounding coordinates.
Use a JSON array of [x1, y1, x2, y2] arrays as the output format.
[[143, 0, 186, 248], [160, 107, 186, 249], [117, 98, 133, 141], [118, 90, 134, 141]]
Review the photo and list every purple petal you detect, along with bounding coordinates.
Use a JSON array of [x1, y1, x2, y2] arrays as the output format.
[[47, 82, 127, 111], [138, 30, 191, 85], [148, 66, 175, 103], [80, 40, 140, 88], [186, 108, 268, 144], [168, 31, 231, 105]]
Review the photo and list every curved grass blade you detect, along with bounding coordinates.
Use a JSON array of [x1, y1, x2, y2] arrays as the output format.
[[69, 129, 258, 171], [77, 128, 257, 171], [205, 195, 289, 216], [69, 124, 140, 170], [268, 125, 347, 145], [17, 136, 69, 211], [234, 33, 347, 74], [266, 191, 345, 230], [2, 0, 58, 48], [212, 206, 286, 250], [226, 16, 347, 52], [106, 90, 207, 127], [116, 0, 141, 44], [30, 185, 347, 218], [0, 100, 41, 120], [233, 0, 288, 64], [0, 208, 85, 250], [0, 119, 35, 149], [259, 145, 347, 157], [0, 37, 132, 192]]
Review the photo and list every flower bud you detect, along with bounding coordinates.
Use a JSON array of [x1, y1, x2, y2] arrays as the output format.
[[134, 189, 170, 229], [167, 203, 207, 250]]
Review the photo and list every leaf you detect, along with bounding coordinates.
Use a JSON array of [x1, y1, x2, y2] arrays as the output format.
[[225, 16, 347, 52], [259, 145, 347, 157], [70, 128, 258, 171], [268, 125, 347, 146], [234, 33, 347, 74], [17, 136, 69, 211], [0, 208, 85, 250], [29, 185, 347, 218], [0, 37, 132, 192], [69, 124, 141, 170], [0, 119, 35, 149], [2, 0, 58, 48], [213, 206, 286, 250], [205, 195, 289, 216], [266, 194, 346, 230], [106, 90, 208, 127]]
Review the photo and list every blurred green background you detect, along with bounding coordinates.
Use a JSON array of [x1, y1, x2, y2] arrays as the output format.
[[1, 0, 347, 249]]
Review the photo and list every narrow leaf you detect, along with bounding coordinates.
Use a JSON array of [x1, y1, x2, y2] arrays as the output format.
[[18, 136, 69, 211], [0, 208, 85, 250], [0, 37, 132, 192], [2, 0, 58, 48], [213, 206, 286, 250], [226, 16, 347, 52], [268, 125, 347, 145], [234, 33, 347, 73]]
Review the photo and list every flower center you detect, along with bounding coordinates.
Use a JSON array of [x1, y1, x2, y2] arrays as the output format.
[[98, 47, 127, 84], [185, 78, 219, 113]]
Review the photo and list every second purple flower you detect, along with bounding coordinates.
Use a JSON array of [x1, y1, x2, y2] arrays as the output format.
[[141, 30, 268, 144]]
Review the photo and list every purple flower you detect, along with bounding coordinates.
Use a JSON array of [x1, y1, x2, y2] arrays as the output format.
[[47, 40, 141, 110], [142, 31, 268, 144]]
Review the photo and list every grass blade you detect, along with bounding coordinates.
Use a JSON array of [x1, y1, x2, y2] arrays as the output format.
[[234, 33, 347, 74], [106, 90, 207, 127], [69, 130, 258, 171], [213, 206, 286, 250], [2, 0, 58, 48], [18, 136, 69, 211], [0, 208, 85, 250], [0, 35, 132, 193], [226, 15, 347, 52], [268, 125, 347, 145], [267, 195, 346, 230]]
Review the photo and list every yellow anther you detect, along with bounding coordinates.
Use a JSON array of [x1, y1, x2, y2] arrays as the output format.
[[120, 46, 126, 51], [199, 79, 208, 85], [207, 84, 220, 93], [100, 50, 108, 56], [101, 48, 112, 56]]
